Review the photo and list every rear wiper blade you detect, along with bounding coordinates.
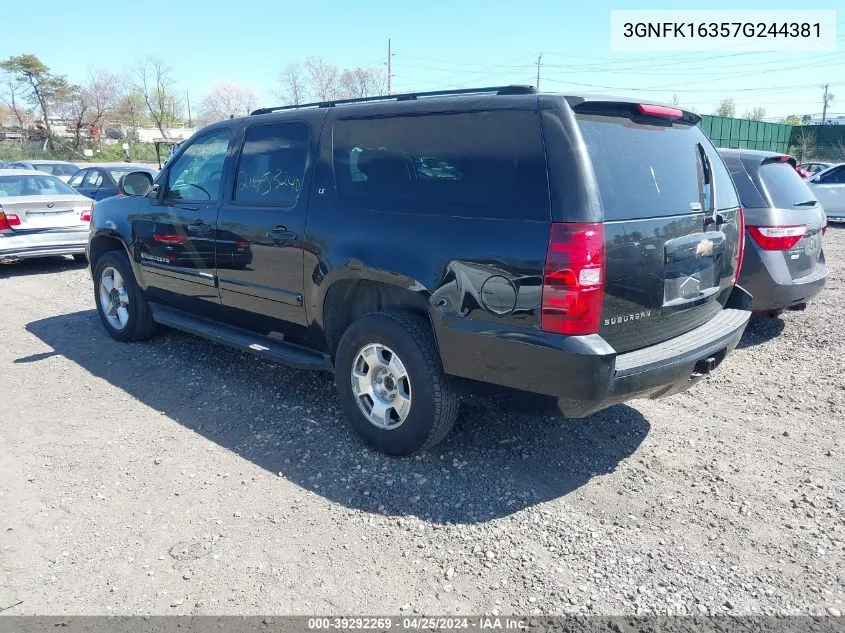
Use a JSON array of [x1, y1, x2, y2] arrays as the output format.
[[794, 200, 818, 207]]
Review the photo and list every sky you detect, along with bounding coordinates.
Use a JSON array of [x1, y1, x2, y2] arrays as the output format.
[[1, 0, 842, 121]]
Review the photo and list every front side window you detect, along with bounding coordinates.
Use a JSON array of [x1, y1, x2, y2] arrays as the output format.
[[85, 170, 103, 187], [332, 111, 549, 220], [819, 166, 845, 184], [234, 122, 308, 206], [68, 171, 86, 188], [165, 129, 231, 202]]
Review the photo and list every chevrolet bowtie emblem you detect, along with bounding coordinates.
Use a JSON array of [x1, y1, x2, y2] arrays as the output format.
[[696, 239, 713, 257]]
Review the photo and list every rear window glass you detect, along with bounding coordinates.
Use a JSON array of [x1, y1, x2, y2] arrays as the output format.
[[576, 115, 739, 221], [0, 175, 77, 196], [333, 111, 549, 220], [758, 161, 817, 208], [33, 163, 78, 177]]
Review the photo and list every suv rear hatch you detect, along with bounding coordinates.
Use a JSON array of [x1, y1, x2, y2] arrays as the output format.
[[571, 101, 743, 354]]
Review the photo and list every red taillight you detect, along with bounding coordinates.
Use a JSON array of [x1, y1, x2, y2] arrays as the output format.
[[734, 207, 745, 285], [637, 103, 683, 119], [80, 204, 93, 222], [822, 225, 827, 236], [153, 234, 186, 244], [541, 222, 605, 336], [235, 240, 249, 248], [0, 211, 20, 229], [747, 225, 806, 251]]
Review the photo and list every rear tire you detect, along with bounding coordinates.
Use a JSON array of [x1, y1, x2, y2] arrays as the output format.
[[93, 250, 155, 342], [335, 310, 458, 456]]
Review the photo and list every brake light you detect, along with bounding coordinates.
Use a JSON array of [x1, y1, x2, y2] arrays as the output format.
[[235, 240, 249, 248], [822, 225, 827, 236], [0, 211, 20, 229], [80, 204, 93, 222], [734, 207, 745, 285], [637, 103, 683, 119], [153, 234, 186, 244], [747, 225, 806, 251], [541, 222, 605, 336]]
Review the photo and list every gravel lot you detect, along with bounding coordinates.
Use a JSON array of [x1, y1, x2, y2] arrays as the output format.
[[0, 228, 842, 617]]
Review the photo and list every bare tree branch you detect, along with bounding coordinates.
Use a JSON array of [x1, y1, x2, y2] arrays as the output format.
[[132, 58, 182, 138], [276, 62, 307, 105], [304, 57, 340, 102], [198, 80, 259, 124]]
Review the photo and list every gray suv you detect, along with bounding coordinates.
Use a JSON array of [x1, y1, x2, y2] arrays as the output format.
[[719, 149, 828, 315]]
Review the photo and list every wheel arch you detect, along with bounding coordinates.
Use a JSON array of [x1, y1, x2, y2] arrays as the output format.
[[320, 275, 436, 359]]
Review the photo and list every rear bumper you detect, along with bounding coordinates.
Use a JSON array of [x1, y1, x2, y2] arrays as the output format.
[[740, 256, 828, 311], [0, 229, 88, 259], [437, 305, 751, 418]]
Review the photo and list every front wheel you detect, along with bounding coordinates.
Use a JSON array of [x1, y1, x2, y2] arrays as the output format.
[[335, 310, 458, 456], [93, 250, 155, 342]]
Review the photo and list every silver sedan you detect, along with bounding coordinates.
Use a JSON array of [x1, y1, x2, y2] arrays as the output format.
[[0, 169, 94, 261]]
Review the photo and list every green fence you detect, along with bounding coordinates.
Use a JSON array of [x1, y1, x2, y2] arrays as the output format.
[[699, 115, 793, 153], [788, 125, 845, 162]]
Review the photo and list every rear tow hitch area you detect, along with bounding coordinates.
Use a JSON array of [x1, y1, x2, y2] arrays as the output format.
[[692, 355, 717, 378]]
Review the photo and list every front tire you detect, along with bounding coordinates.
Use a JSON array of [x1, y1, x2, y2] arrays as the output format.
[[335, 310, 458, 456], [93, 250, 155, 342]]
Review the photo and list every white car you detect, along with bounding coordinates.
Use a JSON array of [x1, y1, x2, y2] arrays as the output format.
[[0, 169, 93, 260], [806, 163, 845, 222], [5, 160, 81, 183]]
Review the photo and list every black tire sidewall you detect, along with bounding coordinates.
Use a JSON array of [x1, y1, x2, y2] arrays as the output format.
[[336, 314, 441, 456], [93, 251, 143, 342]]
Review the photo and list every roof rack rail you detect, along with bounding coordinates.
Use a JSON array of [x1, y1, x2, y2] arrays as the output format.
[[250, 85, 538, 115]]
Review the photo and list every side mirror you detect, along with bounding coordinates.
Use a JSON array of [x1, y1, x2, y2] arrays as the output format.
[[118, 171, 154, 196]]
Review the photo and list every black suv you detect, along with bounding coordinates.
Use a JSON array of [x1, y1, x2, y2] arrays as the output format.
[[88, 86, 751, 455]]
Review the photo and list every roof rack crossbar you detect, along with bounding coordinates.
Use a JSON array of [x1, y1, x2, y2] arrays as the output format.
[[250, 85, 537, 115]]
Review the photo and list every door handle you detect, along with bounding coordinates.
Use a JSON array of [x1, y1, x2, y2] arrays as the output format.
[[267, 226, 297, 243], [187, 220, 211, 234]]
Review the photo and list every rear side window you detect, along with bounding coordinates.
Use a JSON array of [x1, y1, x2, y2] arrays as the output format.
[[235, 122, 308, 206], [758, 161, 817, 208], [577, 115, 739, 221], [332, 111, 549, 220]]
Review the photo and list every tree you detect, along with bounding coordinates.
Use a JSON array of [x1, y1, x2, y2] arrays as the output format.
[[713, 97, 736, 118], [85, 70, 123, 136], [304, 57, 340, 101], [198, 80, 259, 124], [60, 84, 89, 149], [780, 115, 803, 126], [671, 93, 680, 106], [1, 54, 69, 149], [742, 106, 767, 121], [833, 138, 845, 162], [0, 73, 30, 144], [132, 58, 183, 138], [114, 89, 148, 141], [338, 67, 387, 99], [790, 128, 817, 162], [276, 62, 307, 105]]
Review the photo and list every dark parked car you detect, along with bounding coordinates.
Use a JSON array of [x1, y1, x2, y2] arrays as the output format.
[[719, 149, 828, 315], [87, 86, 751, 455], [68, 164, 158, 201]]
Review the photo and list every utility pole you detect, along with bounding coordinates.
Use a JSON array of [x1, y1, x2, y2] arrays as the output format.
[[821, 83, 833, 125], [186, 91, 192, 127], [387, 38, 392, 95], [536, 54, 543, 91]]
